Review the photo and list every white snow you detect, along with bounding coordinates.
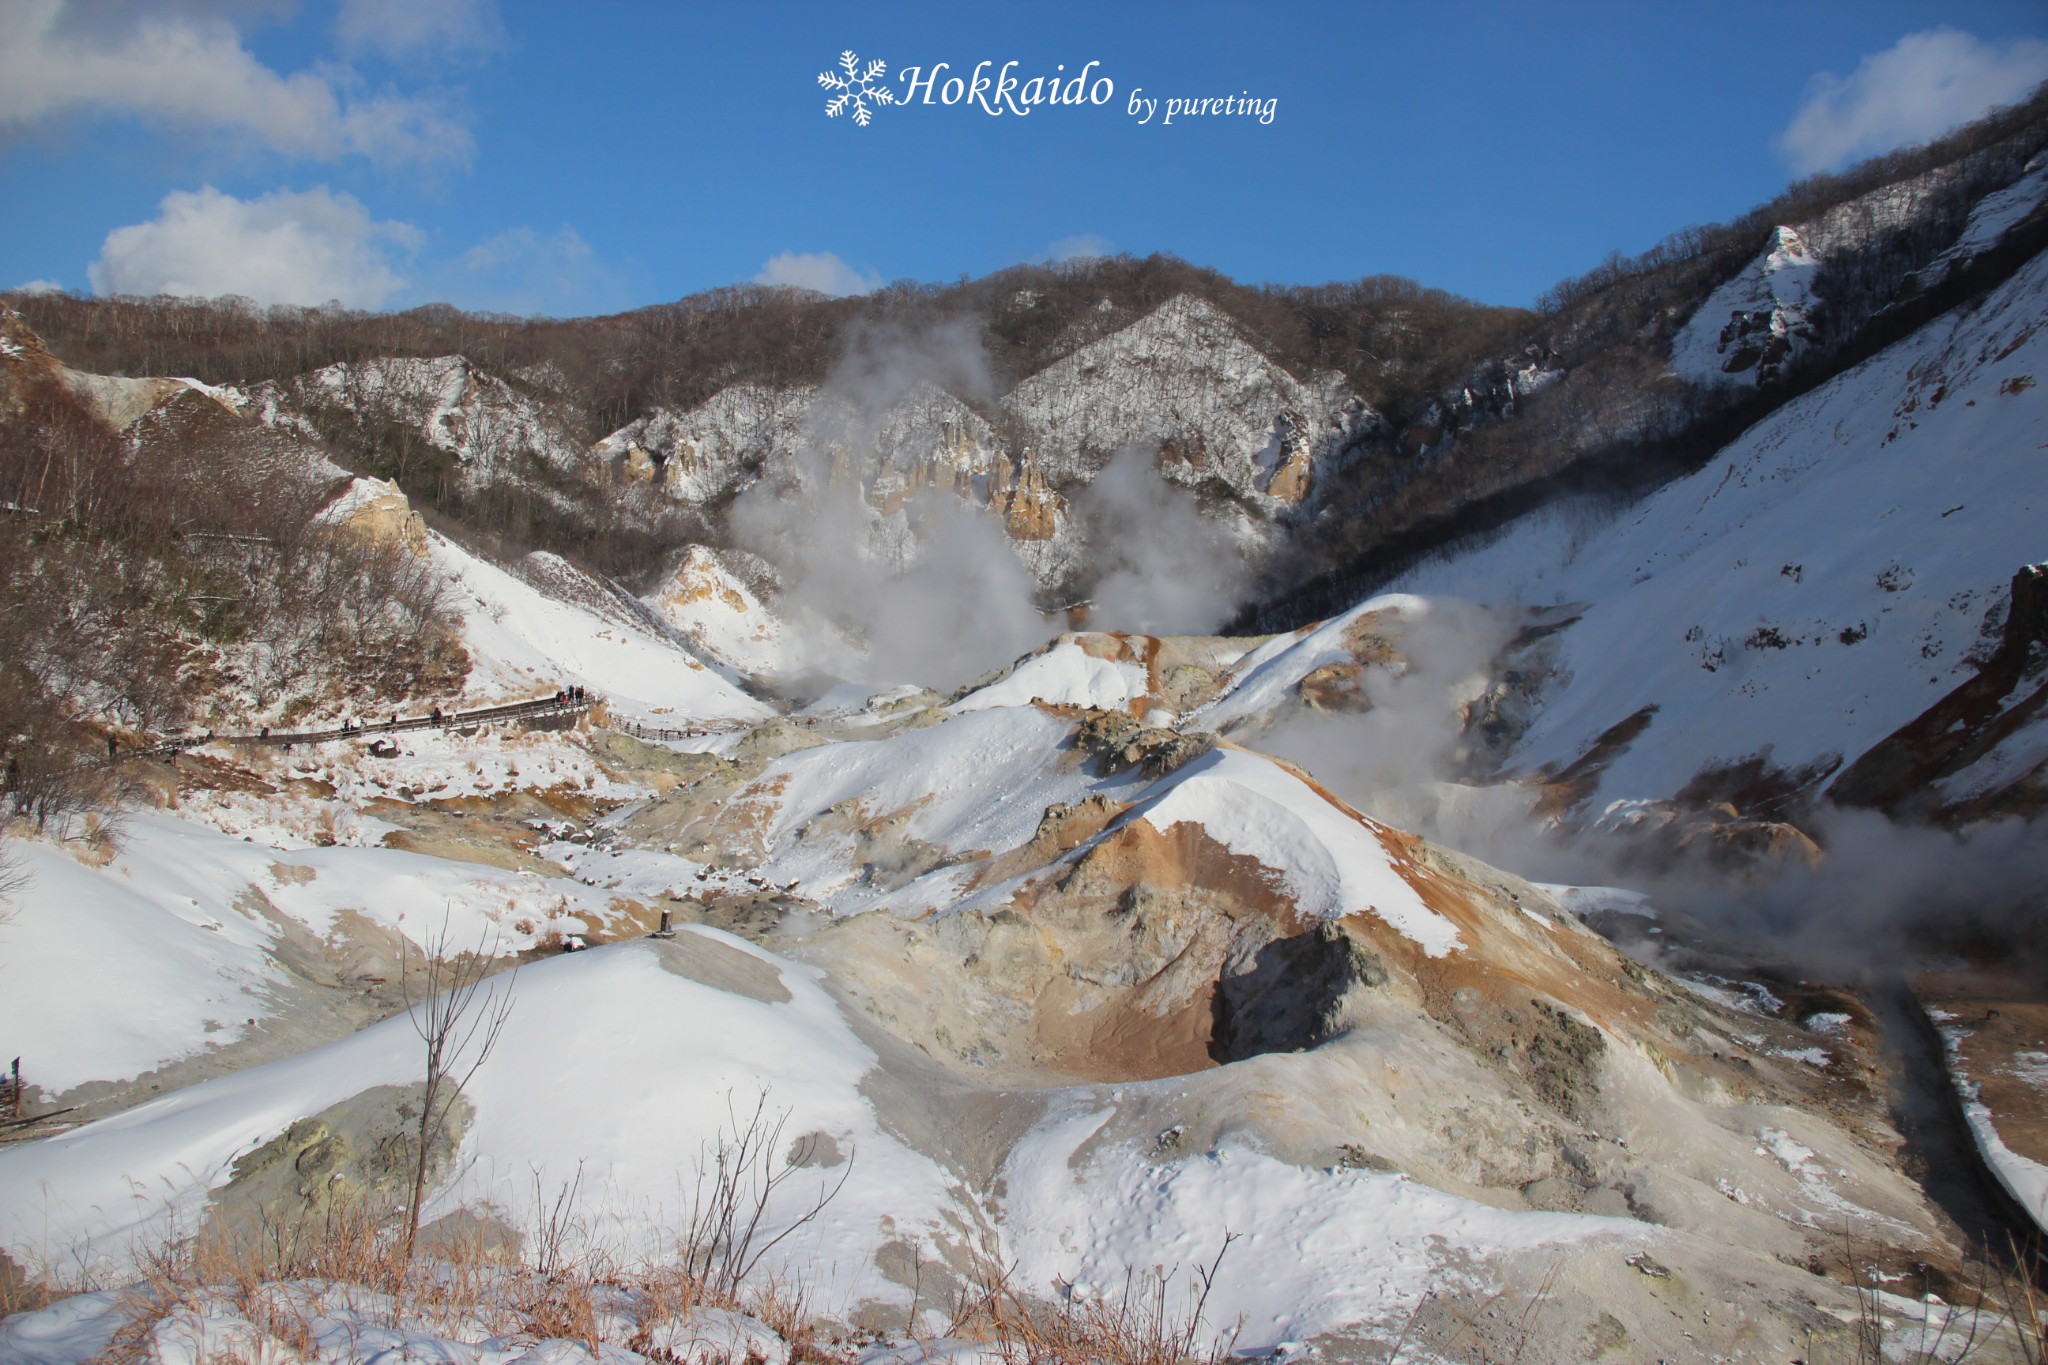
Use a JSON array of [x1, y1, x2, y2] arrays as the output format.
[[186, 727, 645, 843], [594, 383, 812, 506], [1938, 1023, 2048, 1235], [0, 812, 654, 1095], [170, 375, 246, 410], [1195, 593, 1429, 731], [722, 706, 1137, 916], [298, 356, 584, 482], [314, 474, 408, 528], [998, 1103, 1633, 1350], [0, 936, 959, 1310], [0, 1292, 125, 1365], [0, 827, 282, 1094], [1001, 296, 1376, 499], [1671, 226, 1820, 388], [643, 545, 836, 679], [431, 532, 770, 722], [1127, 747, 1461, 955], [1909, 153, 2048, 293], [951, 638, 1149, 714], [1399, 242, 2048, 808]]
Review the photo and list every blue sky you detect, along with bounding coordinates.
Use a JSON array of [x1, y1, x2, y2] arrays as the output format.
[[4, 1, 2046, 315]]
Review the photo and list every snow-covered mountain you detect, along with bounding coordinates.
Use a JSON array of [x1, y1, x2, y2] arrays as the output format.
[[579, 295, 1382, 593], [7, 105, 2048, 1364], [1393, 228, 2048, 820], [999, 294, 1380, 500]]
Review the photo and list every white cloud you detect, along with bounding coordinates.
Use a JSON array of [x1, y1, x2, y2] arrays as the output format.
[[88, 186, 417, 308], [0, 0, 472, 169], [10, 280, 65, 295], [334, 0, 504, 62], [1040, 233, 1112, 263], [1778, 28, 2048, 174], [753, 250, 882, 297]]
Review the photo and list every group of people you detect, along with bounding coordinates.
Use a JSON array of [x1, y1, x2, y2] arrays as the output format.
[[553, 685, 589, 705]]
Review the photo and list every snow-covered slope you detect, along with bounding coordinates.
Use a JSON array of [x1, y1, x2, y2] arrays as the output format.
[[1674, 152, 2048, 393], [1906, 152, 2048, 296], [1671, 226, 1821, 388], [595, 383, 812, 502], [952, 636, 1158, 716], [1929, 999, 2048, 1235], [588, 296, 1380, 594], [0, 934, 959, 1314], [432, 533, 770, 721], [1398, 243, 2048, 809], [0, 811, 647, 1097]]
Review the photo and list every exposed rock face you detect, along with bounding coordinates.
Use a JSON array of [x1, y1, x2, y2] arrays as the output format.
[[988, 452, 1062, 540], [1299, 662, 1369, 711], [1001, 296, 1380, 494], [577, 296, 1380, 592], [1397, 345, 1566, 458], [321, 476, 430, 555], [1071, 707, 1215, 777], [1210, 920, 1389, 1062], [286, 355, 589, 485], [594, 383, 809, 503], [1672, 226, 1822, 388]]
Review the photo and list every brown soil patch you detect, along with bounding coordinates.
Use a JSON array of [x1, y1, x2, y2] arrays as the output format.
[[966, 793, 1128, 892], [1533, 705, 1658, 819], [1300, 663, 1370, 711], [1339, 609, 1404, 665], [1939, 995, 2048, 1169]]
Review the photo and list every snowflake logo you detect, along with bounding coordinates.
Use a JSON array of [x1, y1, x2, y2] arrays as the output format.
[[818, 50, 893, 127]]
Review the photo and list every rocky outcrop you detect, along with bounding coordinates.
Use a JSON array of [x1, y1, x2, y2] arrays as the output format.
[[320, 476, 430, 555], [988, 452, 1062, 540], [1397, 345, 1566, 457], [579, 296, 1381, 591], [1210, 920, 1389, 1061], [1072, 708, 1215, 777], [205, 1082, 470, 1249], [1002, 295, 1381, 501], [1671, 227, 1821, 389]]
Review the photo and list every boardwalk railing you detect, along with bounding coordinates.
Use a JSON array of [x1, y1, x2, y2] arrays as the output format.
[[100, 691, 768, 765], [110, 692, 596, 763], [610, 716, 750, 742]]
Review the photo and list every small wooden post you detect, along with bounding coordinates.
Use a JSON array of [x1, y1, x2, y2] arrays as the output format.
[[10, 1057, 19, 1119]]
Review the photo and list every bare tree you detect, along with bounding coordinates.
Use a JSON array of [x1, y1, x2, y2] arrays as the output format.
[[680, 1089, 853, 1301], [399, 912, 516, 1265]]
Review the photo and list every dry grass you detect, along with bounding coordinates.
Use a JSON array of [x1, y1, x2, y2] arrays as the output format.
[[85, 1192, 820, 1364], [10, 1185, 1242, 1365], [1804, 1235, 2048, 1365], [935, 1235, 1239, 1365], [10, 1096, 857, 1363]]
